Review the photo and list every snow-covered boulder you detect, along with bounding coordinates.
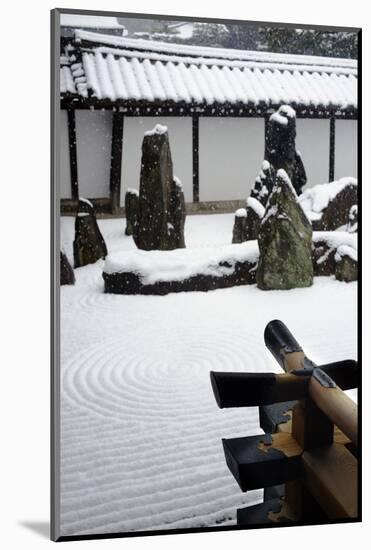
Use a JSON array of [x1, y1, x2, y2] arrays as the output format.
[[103, 241, 258, 295], [312, 231, 357, 277], [134, 125, 186, 250], [335, 245, 358, 282], [257, 170, 313, 290], [298, 178, 357, 231], [73, 198, 107, 268]]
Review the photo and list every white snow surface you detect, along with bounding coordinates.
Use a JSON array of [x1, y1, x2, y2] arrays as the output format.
[[299, 178, 357, 221], [60, 213, 357, 537]]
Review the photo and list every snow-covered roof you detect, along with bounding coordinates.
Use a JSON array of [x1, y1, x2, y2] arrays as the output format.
[[60, 30, 357, 110], [61, 14, 124, 30]]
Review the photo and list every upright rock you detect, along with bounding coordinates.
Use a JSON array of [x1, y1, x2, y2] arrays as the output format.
[[73, 198, 107, 268], [232, 198, 265, 243], [60, 250, 75, 285], [251, 105, 306, 205], [125, 189, 139, 236], [167, 176, 186, 249], [134, 124, 186, 250], [257, 170, 313, 290]]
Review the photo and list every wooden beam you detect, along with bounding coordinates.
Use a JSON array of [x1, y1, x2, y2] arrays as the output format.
[[329, 116, 336, 182], [67, 109, 78, 200], [192, 114, 199, 202], [109, 111, 124, 214], [222, 432, 303, 492], [308, 375, 358, 446], [302, 444, 358, 518], [210, 371, 308, 408]]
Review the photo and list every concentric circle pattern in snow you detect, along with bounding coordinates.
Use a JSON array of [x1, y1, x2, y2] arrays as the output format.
[[59, 215, 357, 537]]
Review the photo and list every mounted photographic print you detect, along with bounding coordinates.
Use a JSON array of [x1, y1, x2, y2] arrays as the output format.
[[51, 8, 361, 541]]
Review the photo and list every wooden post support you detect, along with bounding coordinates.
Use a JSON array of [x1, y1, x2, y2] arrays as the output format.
[[192, 114, 199, 203], [329, 116, 336, 182], [67, 109, 78, 200], [110, 111, 124, 214]]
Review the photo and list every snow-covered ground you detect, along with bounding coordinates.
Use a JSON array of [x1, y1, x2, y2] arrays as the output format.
[[60, 213, 357, 537]]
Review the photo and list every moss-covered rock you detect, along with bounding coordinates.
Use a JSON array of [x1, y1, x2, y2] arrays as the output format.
[[256, 170, 313, 290], [335, 247, 358, 282]]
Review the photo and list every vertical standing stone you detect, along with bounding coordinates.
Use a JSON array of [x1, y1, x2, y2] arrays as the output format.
[[73, 198, 107, 268], [134, 124, 186, 250], [60, 250, 75, 285], [125, 189, 139, 236], [251, 106, 307, 205], [167, 176, 186, 249], [232, 198, 265, 244], [256, 170, 313, 290]]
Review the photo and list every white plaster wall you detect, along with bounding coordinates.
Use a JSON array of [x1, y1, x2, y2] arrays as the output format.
[[75, 110, 113, 199], [120, 117, 192, 205], [59, 110, 72, 199], [199, 118, 264, 201], [335, 120, 357, 180], [296, 119, 330, 188]]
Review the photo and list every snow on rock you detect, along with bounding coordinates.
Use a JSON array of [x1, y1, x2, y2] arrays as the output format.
[[127, 188, 139, 196], [235, 208, 248, 218], [104, 241, 259, 285], [79, 197, 94, 208], [335, 244, 358, 263], [144, 123, 168, 136], [298, 178, 357, 222], [246, 197, 265, 219]]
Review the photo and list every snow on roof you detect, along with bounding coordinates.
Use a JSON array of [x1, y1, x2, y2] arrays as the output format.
[[60, 30, 357, 109], [61, 14, 124, 30]]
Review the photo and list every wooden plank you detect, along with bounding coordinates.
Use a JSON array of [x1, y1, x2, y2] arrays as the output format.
[[67, 109, 78, 200], [192, 114, 199, 203], [237, 498, 297, 526], [291, 398, 334, 450], [210, 371, 308, 408], [302, 444, 358, 518], [222, 432, 303, 491], [109, 111, 124, 214]]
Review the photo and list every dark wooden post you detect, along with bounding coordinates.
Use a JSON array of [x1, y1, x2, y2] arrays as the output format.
[[192, 114, 199, 203], [329, 116, 336, 182], [67, 109, 78, 200], [110, 111, 124, 214]]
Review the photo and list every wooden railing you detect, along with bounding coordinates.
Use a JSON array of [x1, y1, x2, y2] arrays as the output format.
[[210, 320, 358, 525]]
